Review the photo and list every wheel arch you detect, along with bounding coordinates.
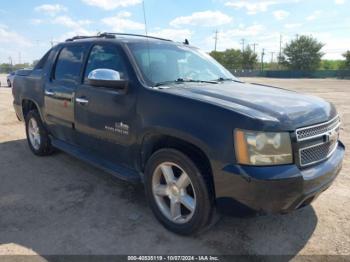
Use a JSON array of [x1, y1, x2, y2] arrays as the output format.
[[22, 98, 43, 120], [140, 132, 216, 199]]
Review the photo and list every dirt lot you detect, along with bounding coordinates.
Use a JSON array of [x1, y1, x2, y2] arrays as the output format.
[[0, 75, 349, 257]]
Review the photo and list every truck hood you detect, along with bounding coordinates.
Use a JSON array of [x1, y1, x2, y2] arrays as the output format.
[[161, 81, 337, 130]]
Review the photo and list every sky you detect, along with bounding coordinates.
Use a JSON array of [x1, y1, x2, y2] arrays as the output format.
[[0, 0, 349, 64]]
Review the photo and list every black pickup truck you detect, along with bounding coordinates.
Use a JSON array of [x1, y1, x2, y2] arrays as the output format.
[[12, 33, 345, 235]]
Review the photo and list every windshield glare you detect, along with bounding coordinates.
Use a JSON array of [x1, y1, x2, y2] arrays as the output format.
[[127, 42, 236, 85]]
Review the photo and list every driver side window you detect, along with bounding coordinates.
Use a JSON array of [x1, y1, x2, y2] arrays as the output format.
[[84, 44, 128, 83]]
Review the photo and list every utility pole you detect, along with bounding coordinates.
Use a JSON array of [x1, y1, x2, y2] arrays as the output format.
[[270, 52, 274, 63], [279, 34, 283, 59], [261, 49, 265, 71], [214, 29, 218, 51], [240, 38, 245, 52], [252, 43, 258, 54], [18, 52, 21, 65]]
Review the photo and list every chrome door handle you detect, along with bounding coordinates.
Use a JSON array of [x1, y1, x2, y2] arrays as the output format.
[[45, 90, 55, 96], [76, 97, 89, 105]]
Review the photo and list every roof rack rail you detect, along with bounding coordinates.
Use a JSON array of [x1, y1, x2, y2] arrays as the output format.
[[65, 32, 172, 42], [65, 34, 115, 42], [100, 32, 172, 42]]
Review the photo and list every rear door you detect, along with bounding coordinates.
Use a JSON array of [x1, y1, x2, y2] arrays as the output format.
[[44, 44, 87, 144], [74, 43, 138, 167]]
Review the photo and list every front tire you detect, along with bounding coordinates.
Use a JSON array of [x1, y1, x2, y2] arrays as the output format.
[[7, 80, 11, 87], [144, 149, 213, 235], [25, 110, 53, 156]]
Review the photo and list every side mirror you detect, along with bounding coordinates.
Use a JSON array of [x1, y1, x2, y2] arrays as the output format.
[[87, 69, 128, 91]]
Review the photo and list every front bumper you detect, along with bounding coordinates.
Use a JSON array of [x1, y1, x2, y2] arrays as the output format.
[[215, 141, 345, 214]]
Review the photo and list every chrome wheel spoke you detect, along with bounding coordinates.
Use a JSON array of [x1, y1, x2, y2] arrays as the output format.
[[152, 162, 197, 224], [160, 164, 175, 184], [154, 185, 168, 196], [176, 172, 190, 189], [35, 136, 40, 147], [170, 200, 181, 220], [28, 118, 41, 150], [181, 194, 195, 212]]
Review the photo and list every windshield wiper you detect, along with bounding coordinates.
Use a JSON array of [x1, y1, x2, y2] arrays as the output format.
[[215, 77, 244, 83], [155, 78, 218, 87]]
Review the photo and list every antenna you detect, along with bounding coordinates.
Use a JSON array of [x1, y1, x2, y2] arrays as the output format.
[[142, 0, 153, 84], [142, 0, 149, 37]]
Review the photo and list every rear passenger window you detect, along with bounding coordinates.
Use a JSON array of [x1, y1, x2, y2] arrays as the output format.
[[54, 46, 84, 82], [84, 44, 128, 82], [34, 50, 51, 70]]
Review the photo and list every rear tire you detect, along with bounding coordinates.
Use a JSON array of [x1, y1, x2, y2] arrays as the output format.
[[7, 80, 11, 87], [25, 110, 53, 156], [144, 148, 213, 235]]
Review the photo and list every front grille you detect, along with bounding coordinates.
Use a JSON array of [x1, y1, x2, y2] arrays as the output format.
[[296, 115, 340, 167], [299, 140, 338, 167], [296, 116, 340, 141]]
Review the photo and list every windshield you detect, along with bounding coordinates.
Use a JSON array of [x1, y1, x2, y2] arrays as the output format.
[[127, 42, 236, 86]]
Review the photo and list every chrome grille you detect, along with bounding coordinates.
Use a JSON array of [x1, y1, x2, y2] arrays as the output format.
[[296, 115, 340, 167], [296, 116, 340, 141], [300, 141, 338, 167]]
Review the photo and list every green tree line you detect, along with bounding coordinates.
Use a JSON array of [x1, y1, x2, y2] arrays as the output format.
[[210, 35, 350, 71], [0, 62, 34, 74]]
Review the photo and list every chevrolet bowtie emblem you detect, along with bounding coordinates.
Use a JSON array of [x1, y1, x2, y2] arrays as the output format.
[[326, 129, 338, 142]]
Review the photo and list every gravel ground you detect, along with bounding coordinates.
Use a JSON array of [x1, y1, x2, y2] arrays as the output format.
[[0, 75, 349, 257]]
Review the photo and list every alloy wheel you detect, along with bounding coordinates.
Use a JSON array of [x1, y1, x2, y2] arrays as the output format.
[[28, 118, 41, 150], [152, 162, 196, 224]]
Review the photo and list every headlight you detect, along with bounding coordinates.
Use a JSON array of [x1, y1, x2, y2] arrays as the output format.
[[234, 129, 293, 166]]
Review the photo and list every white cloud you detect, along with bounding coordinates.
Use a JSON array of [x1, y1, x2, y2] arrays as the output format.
[[0, 27, 32, 47], [81, 0, 141, 10], [53, 16, 92, 29], [170, 11, 232, 27], [30, 19, 44, 25], [203, 24, 265, 51], [150, 29, 192, 42], [273, 10, 290, 20], [224, 0, 301, 15], [284, 23, 302, 29], [306, 10, 322, 21], [225, 1, 277, 15], [335, 0, 345, 4], [34, 4, 67, 16], [52, 16, 94, 39], [102, 12, 144, 32]]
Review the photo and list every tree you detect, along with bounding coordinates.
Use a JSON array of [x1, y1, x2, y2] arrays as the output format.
[[242, 45, 258, 69], [210, 51, 226, 66], [210, 47, 257, 70], [319, 60, 344, 70], [281, 35, 324, 70], [0, 63, 13, 74], [210, 49, 242, 69], [342, 51, 350, 69]]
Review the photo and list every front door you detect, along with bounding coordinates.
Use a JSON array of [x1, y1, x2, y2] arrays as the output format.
[[44, 44, 86, 144], [75, 43, 138, 167]]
